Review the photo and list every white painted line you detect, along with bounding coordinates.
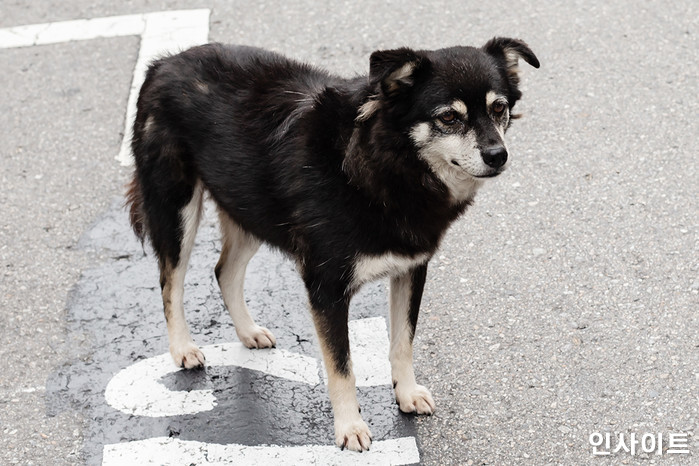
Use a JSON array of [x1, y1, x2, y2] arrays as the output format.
[[0, 14, 145, 48], [0, 10, 211, 167], [105, 342, 321, 417], [103, 436, 420, 466]]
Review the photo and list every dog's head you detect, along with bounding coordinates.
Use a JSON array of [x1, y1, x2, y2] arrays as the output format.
[[358, 38, 539, 202]]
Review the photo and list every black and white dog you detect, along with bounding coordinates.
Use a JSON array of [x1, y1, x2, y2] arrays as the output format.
[[126, 38, 538, 451]]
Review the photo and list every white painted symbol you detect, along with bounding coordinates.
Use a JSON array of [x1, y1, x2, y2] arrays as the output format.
[[105, 317, 393, 417], [105, 343, 321, 417], [104, 317, 418, 465]]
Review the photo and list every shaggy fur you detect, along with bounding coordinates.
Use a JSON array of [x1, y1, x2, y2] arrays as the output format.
[[126, 38, 538, 451]]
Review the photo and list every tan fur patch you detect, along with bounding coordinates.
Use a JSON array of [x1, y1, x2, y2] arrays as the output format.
[[159, 260, 174, 322], [194, 80, 209, 94], [451, 99, 467, 117], [143, 115, 155, 135], [386, 62, 415, 93], [356, 98, 381, 122]]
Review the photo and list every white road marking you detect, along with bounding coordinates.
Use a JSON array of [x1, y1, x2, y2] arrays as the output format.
[[0, 14, 145, 48], [103, 317, 419, 463], [106, 318, 394, 417], [350, 316, 393, 386], [103, 436, 420, 466], [0, 9, 211, 167], [105, 342, 321, 417]]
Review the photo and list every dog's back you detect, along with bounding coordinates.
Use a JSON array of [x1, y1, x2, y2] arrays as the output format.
[[128, 44, 358, 256]]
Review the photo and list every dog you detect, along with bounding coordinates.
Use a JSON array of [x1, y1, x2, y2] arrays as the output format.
[[126, 38, 538, 452]]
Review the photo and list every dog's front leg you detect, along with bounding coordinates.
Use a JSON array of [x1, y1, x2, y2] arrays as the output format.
[[389, 264, 436, 414], [308, 287, 372, 452]]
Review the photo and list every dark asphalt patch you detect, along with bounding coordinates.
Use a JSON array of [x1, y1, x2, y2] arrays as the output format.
[[47, 200, 420, 465]]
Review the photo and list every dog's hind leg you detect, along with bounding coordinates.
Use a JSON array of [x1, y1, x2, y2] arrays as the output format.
[[158, 181, 206, 368], [130, 75, 206, 368], [215, 211, 276, 349], [389, 264, 436, 414]]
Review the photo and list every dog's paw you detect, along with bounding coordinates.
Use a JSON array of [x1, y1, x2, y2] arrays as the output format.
[[335, 418, 372, 452], [395, 383, 436, 415], [170, 341, 206, 369], [237, 325, 276, 349]]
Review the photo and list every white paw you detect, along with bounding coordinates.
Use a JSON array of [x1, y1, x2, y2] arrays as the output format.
[[237, 325, 276, 349], [335, 418, 372, 452], [395, 383, 436, 415], [170, 341, 206, 369]]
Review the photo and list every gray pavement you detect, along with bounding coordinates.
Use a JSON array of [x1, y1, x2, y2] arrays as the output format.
[[1, 1, 697, 465]]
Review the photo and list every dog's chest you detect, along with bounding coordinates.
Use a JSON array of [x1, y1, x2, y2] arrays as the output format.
[[352, 252, 431, 287]]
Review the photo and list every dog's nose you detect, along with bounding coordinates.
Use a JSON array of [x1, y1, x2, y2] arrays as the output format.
[[481, 146, 508, 169]]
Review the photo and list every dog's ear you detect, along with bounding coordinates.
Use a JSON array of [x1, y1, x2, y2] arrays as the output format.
[[483, 38, 539, 110], [483, 37, 540, 72], [369, 48, 427, 98]]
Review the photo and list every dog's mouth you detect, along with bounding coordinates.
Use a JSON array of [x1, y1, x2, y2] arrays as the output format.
[[451, 159, 502, 179], [473, 171, 502, 179]]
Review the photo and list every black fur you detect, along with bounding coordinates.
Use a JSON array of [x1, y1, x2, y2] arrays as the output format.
[[408, 264, 428, 340], [127, 40, 538, 375]]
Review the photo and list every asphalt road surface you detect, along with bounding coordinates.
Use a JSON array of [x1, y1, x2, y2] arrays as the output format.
[[1, 1, 697, 465]]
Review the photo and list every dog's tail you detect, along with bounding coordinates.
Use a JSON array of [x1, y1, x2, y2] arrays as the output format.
[[125, 175, 146, 244]]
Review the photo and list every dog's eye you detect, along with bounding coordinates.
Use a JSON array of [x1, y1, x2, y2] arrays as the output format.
[[492, 102, 507, 115], [438, 111, 457, 124]]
